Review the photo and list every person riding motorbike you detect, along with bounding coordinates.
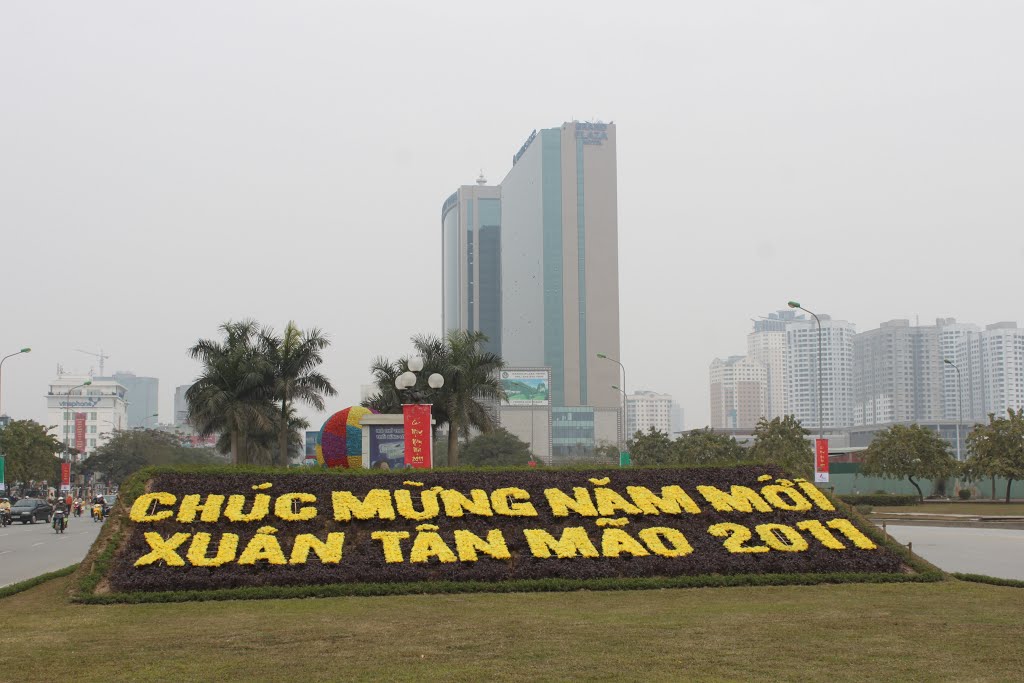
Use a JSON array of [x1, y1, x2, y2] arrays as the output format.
[[0, 498, 11, 527], [92, 500, 104, 522], [73, 498, 83, 517], [53, 501, 69, 532]]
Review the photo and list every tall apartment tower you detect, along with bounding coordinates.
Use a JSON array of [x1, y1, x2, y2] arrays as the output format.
[[748, 310, 802, 419], [626, 390, 674, 438], [979, 322, 1024, 416], [709, 356, 768, 429], [937, 319, 980, 421], [111, 371, 159, 427], [442, 122, 621, 459], [786, 315, 855, 430], [173, 384, 190, 427]]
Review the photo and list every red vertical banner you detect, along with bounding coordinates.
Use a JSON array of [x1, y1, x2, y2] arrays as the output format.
[[402, 404, 432, 469], [814, 438, 830, 483], [60, 462, 71, 492], [74, 412, 87, 454]]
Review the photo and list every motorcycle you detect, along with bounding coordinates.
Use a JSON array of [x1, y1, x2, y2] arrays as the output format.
[[53, 509, 68, 534], [92, 504, 104, 522], [74, 502, 83, 518], [0, 509, 10, 527]]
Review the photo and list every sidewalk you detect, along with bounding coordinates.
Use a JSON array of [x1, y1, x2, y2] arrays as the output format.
[[869, 511, 1024, 530]]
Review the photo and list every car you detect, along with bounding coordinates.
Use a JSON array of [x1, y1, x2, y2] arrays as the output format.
[[102, 494, 117, 515], [10, 498, 53, 524]]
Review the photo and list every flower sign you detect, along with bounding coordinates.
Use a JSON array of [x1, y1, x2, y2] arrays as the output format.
[[101, 466, 909, 595]]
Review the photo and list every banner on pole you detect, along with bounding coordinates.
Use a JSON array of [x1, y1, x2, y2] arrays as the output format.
[[61, 462, 71, 493], [402, 404, 432, 469], [814, 438, 830, 483], [74, 412, 87, 454]]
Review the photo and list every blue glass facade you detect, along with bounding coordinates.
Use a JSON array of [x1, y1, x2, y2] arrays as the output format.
[[552, 406, 595, 458]]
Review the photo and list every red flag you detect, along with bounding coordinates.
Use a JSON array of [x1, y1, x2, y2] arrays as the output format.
[[402, 404, 432, 469], [814, 439, 829, 483], [61, 462, 71, 490]]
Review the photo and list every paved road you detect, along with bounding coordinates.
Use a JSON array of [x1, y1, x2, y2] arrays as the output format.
[[886, 525, 1024, 581], [0, 515, 104, 587]]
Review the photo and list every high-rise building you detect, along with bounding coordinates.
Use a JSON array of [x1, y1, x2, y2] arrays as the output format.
[[709, 356, 768, 429], [111, 371, 159, 427], [173, 384, 190, 427], [748, 310, 803, 419], [937, 319, 980, 421], [626, 390, 674, 438], [978, 322, 1024, 416], [786, 315, 855, 430], [46, 374, 128, 457], [442, 121, 621, 459]]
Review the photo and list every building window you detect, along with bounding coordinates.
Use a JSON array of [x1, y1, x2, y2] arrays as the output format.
[[90, 412, 98, 420]]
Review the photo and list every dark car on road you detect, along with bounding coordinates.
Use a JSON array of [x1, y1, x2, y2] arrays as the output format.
[[10, 498, 53, 524]]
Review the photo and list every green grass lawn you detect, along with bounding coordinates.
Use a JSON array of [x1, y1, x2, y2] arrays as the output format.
[[874, 503, 1024, 516], [3, 577, 1022, 682]]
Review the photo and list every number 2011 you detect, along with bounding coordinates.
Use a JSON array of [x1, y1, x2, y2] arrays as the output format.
[[707, 519, 877, 553]]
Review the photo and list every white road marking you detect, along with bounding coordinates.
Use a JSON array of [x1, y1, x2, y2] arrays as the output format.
[[31, 542, 44, 547], [0, 550, 11, 555]]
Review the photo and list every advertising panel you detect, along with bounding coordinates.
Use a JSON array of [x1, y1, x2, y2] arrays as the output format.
[[74, 412, 87, 453], [61, 462, 71, 493], [403, 404, 432, 469], [367, 424, 407, 470], [500, 369, 551, 406], [814, 439, 830, 483]]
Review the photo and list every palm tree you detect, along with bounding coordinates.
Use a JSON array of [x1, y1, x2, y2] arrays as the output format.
[[362, 330, 504, 466], [262, 322, 336, 466], [439, 330, 505, 466], [186, 320, 276, 465]]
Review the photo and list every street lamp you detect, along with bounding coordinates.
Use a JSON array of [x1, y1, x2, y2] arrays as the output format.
[[944, 359, 963, 462], [0, 347, 31, 416], [63, 380, 92, 462], [597, 353, 627, 451], [394, 356, 445, 398], [612, 384, 628, 446], [787, 301, 823, 442]]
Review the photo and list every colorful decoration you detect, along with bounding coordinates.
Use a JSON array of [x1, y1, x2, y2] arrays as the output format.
[[318, 406, 376, 468]]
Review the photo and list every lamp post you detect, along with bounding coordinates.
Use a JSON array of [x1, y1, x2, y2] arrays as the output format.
[[597, 353, 627, 451], [0, 347, 31, 416], [142, 413, 159, 428], [943, 359, 963, 462], [63, 380, 92, 462], [612, 384, 628, 450], [393, 356, 445, 401], [787, 301, 823, 442]]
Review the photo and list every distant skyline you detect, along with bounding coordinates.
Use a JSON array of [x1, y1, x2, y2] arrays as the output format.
[[2, 1, 1022, 432]]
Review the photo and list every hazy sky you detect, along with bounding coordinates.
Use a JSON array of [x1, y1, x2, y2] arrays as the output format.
[[2, 1, 1022, 431]]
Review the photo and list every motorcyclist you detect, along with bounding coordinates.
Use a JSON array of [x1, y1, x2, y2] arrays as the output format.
[[0, 498, 11, 526], [53, 501, 69, 531]]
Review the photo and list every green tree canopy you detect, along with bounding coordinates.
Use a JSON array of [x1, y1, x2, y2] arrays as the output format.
[[749, 416, 814, 478], [628, 427, 746, 467], [460, 428, 533, 467], [83, 429, 223, 486], [0, 420, 63, 484], [964, 409, 1024, 503], [363, 330, 505, 467], [861, 424, 958, 501]]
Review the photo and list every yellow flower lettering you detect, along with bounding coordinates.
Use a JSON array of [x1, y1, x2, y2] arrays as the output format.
[[601, 528, 650, 558], [760, 485, 812, 511], [453, 529, 510, 562], [697, 486, 772, 513], [637, 527, 693, 557], [523, 527, 599, 559], [187, 532, 239, 567], [544, 487, 597, 517], [626, 486, 701, 515], [594, 488, 643, 516], [491, 488, 538, 517], [332, 489, 396, 521], [176, 494, 226, 523], [224, 494, 271, 522], [409, 531, 458, 563], [439, 489, 493, 517], [274, 492, 318, 521], [289, 533, 345, 564], [371, 531, 411, 563], [237, 526, 287, 565], [134, 532, 191, 567], [394, 488, 440, 521], [129, 492, 177, 523]]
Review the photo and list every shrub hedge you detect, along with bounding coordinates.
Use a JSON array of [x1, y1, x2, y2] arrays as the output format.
[[837, 494, 919, 507], [0, 564, 78, 601]]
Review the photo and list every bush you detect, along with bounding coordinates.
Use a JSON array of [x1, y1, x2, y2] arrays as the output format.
[[958, 489, 972, 500], [838, 494, 919, 507], [855, 504, 873, 516]]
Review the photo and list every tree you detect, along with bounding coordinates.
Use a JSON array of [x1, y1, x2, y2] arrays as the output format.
[[628, 428, 677, 465], [84, 429, 223, 486], [186, 320, 276, 464], [675, 428, 747, 466], [861, 424, 958, 501], [965, 409, 1024, 503], [363, 330, 505, 467], [0, 420, 63, 484], [461, 428, 533, 467], [749, 416, 813, 478], [262, 322, 336, 467]]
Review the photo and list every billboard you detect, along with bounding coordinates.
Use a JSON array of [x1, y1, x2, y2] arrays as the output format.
[[500, 369, 551, 406], [74, 413, 87, 453], [367, 424, 407, 470]]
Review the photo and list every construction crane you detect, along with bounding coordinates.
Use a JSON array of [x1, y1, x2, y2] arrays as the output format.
[[76, 348, 110, 376]]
